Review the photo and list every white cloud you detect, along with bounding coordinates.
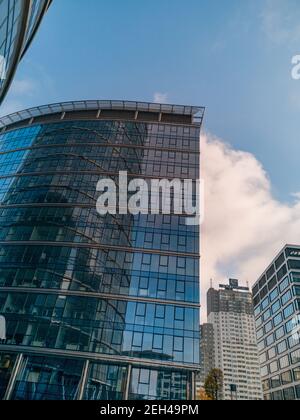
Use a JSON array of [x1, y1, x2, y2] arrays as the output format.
[[201, 132, 300, 320], [153, 92, 168, 104]]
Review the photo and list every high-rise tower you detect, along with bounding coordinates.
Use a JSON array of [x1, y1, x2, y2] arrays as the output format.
[[207, 279, 263, 400]]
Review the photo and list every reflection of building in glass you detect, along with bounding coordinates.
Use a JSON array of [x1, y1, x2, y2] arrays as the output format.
[[0, 353, 17, 399], [252, 245, 300, 401], [0, 100, 204, 400], [130, 368, 188, 400], [0, 0, 52, 104]]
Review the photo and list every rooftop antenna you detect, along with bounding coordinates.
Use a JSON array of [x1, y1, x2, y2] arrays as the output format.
[[210, 278, 213, 289]]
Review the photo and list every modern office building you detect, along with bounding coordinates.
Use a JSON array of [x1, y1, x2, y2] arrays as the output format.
[[0, 100, 204, 400], [0, 0, 52, 104], [252, 245, 300, 401], [207, 279, 263, 400]]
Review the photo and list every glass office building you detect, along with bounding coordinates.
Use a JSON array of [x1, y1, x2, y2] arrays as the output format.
[[0, 100, 204, 400], [252, 245, 300, 400], [0, 0, 52, 104]]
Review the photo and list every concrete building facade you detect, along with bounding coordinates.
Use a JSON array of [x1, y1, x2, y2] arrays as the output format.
[[207, 279, 263, 400]]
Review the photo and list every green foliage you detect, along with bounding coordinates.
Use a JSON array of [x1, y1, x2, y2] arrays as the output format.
[[204, 369, 223, 401]]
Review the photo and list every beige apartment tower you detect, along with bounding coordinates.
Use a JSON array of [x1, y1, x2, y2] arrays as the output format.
[[207, 279, 263, 400]]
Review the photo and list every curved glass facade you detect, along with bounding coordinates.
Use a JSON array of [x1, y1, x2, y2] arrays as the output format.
[[0, 0, 52, 104], [0, 101, 203, 400]]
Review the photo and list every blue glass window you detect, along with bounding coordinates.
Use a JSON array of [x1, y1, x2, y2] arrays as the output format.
[[11, 355, 83, 400], [133, 333, 143, 347], [281, 290, 292, 306], [288, 335, 300, 349], [279, 277, 290, 293], [272, 300, 281, 315], [277, 265, 288, 282], [265, 321, 273, 334], [256, 317, 263, 328], [153, 335, 163, 350], [291, 272, 300, 283], [174, 337, 184, 352], [254, 306, 261, 317], [270, 375, 281, 389], [277, 340, 288, 355], [266, 334, 275, 347], [263, 309, 272, 322], [275, 326, 285, 340], [283, 303, 294, 320], [283, 387, 295, 400], [286, 320, 294, 334], [291, 349, 300, 364], [270, 288, 279, 302], [293, 285, 300, 296], [274, 312, 283, 327], [257, 328, 264, 340], [261, 297, 269, 311]]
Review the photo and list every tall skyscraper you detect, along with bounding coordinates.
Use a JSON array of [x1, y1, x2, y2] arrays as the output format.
[[252, 245, 300, 401], [0, 100, 204, 400], [196, 323, 215, 391], [0, 0, 52, 104], [207, 279, 263, 400]]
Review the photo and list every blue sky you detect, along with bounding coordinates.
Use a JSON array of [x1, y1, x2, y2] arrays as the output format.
[[2, 0, 300, 302], [2, 0, 300, 203]]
